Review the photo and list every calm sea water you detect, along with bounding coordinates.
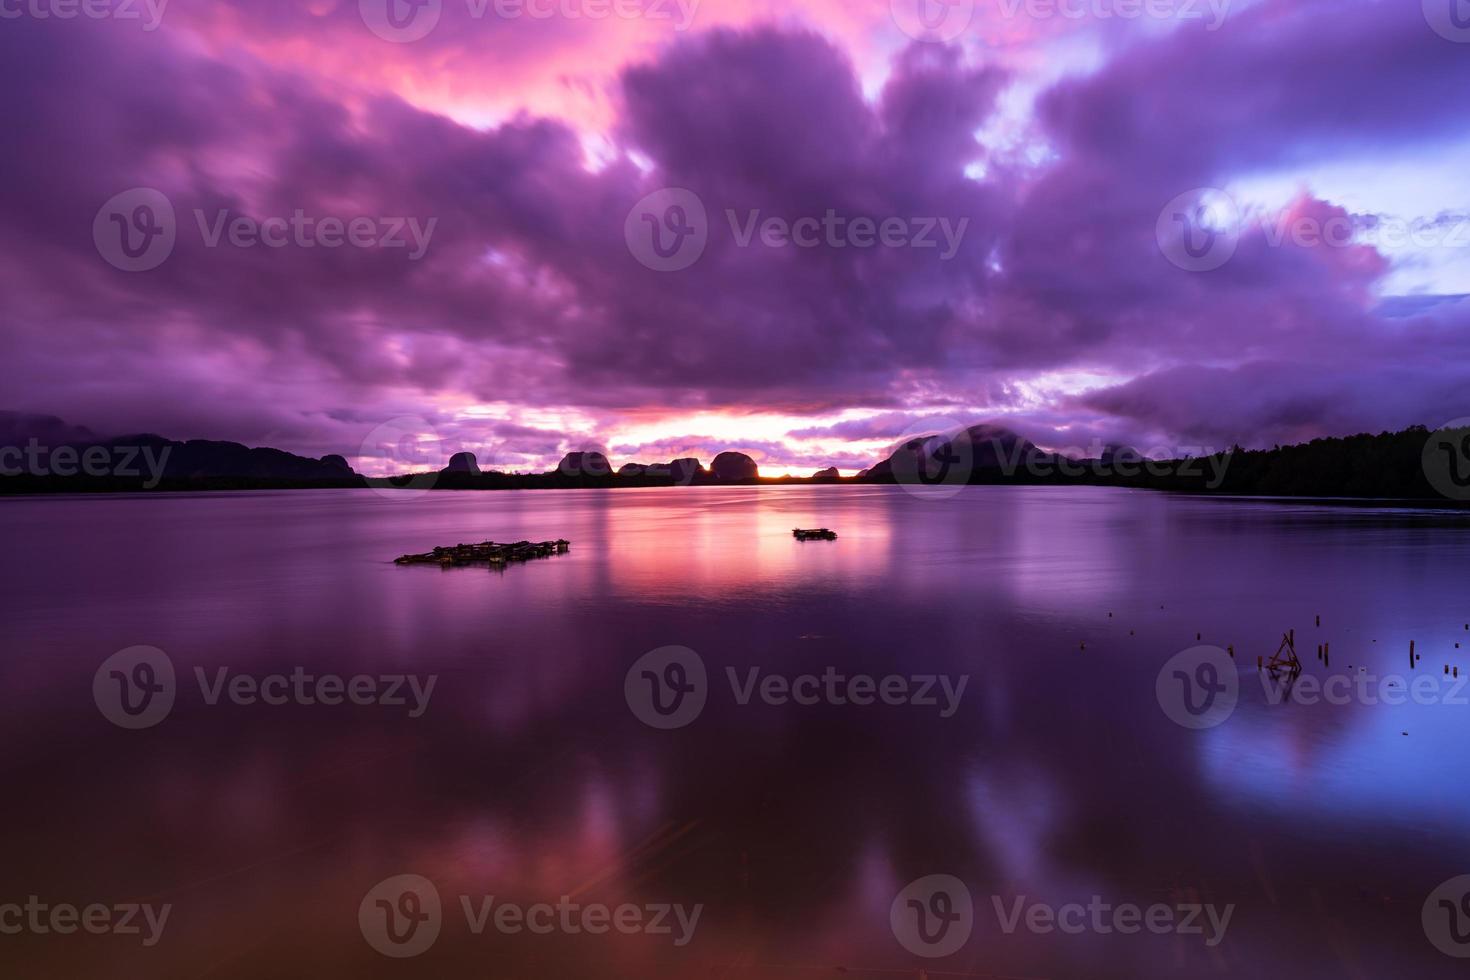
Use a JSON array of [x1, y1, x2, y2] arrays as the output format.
[[4, 485, 1470, 977]]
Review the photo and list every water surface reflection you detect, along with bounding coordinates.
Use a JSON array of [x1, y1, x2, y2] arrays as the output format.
[[4, 486, 1470, 977]]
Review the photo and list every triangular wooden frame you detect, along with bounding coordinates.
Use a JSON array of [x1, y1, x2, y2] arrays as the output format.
[[1266, 630, 1303, 674]]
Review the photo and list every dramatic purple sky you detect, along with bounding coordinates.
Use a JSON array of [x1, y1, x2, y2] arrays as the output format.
[[3, 0, 1468, 475]]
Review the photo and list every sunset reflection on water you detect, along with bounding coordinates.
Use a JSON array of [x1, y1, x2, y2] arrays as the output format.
[[4, 486, 1470, 977]]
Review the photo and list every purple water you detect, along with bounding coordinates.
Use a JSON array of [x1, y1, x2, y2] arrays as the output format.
[[4, 485, 1470, 977]]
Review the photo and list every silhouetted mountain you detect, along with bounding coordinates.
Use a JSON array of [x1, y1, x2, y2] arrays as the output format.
[[0, 411, 97, 446], [150, 437, 359, 482], [619, 458, 705, 483], [0, 417, 360, 493], [444, 452, 481, 475], [558, 451, 612, 478], [859, 423, 1470, 503], [866, 424, 1049, 481], [711, 451, 759, 482], [6, 413, 1465, 503]]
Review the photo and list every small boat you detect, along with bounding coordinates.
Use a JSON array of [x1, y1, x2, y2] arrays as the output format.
[[792, 528, 838, 541]]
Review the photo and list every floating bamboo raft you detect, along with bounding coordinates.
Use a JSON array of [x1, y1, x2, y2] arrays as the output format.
[[792, 528, 838, 541], [395, 540, 570, 568]]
